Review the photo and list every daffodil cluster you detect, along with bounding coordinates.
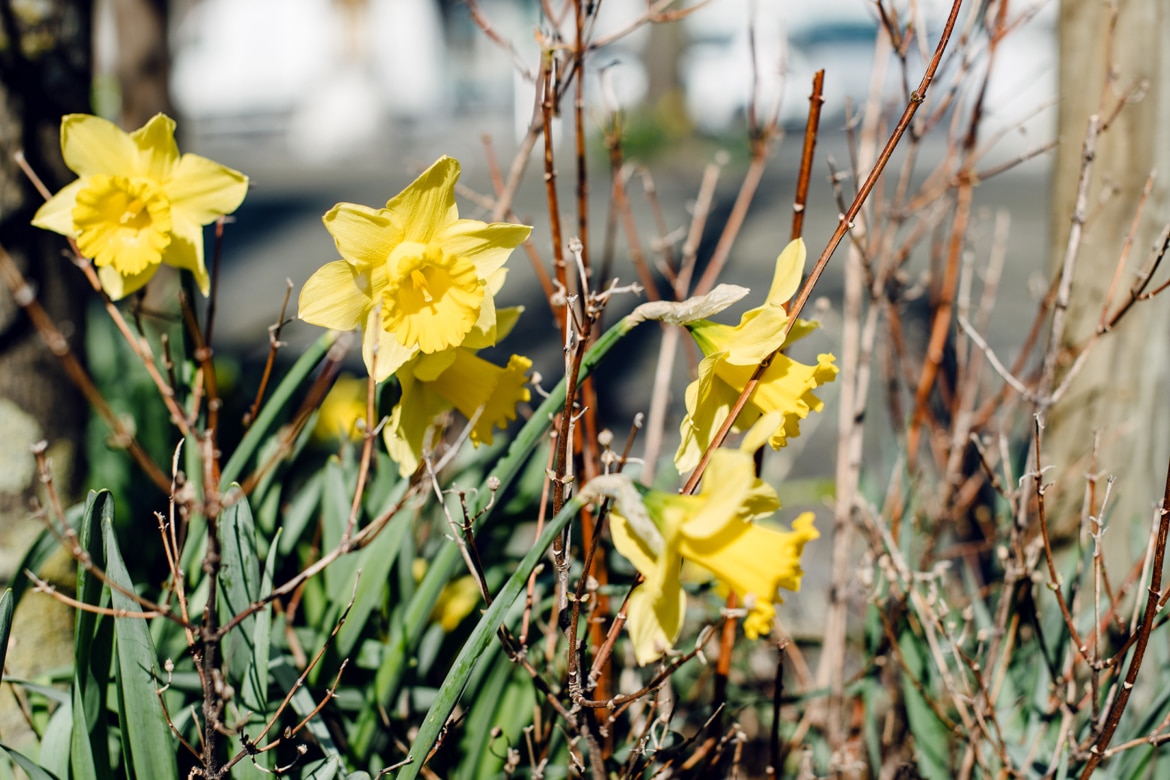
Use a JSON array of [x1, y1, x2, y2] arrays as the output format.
[[605, 448, 819, 665], [298, 157, 533, 473], [32, 114, 249, 299], [675, 238, 838, 473]]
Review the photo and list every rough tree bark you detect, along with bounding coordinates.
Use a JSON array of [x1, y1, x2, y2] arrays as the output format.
[[1046, 1, 1170, 568], [0, 0, 92, 747]]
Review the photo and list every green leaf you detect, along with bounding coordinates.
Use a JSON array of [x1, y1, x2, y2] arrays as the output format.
[[270, 657, 341, 759], [372, 314, 637, 723], [39, 699, 71, 779], [301, 756, 344, 780], [396, 493, 585, 780], [0, 590, 12, 681], [244, 527, 280, 714], [221, 331, 336, 486], [225, 528, 281, 778], [72, 492, 113, 780], [899, 632, 951, 780], [278, 469, 324, 556], [335, 491, 411, 660], [103, 508, 178, 779], [218, 487, 262, 695], [321, 459, 361, 609], [0, 744, 61, 780]]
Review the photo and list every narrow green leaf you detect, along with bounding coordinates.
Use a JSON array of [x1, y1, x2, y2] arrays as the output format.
[[278, 469, 324, 556], [899, 633, 951, 780], [39, 699, 71, 779], [321, 459, 360, 606], [335, 495, 411, 659], [396, 494, 585, 780], [218, 487, 262, 693], [244, 527, 280, 714], [73, 491, 112, 780], [221, 331, 336, 486], [0, 591, 12, 680], [0, 745, 60, 780], [103, 512, 178, 779], [374, 315, 635, 715], [224, 527, 282, 779], [273, 659, 341, 762], [301, 756, 343, 779]]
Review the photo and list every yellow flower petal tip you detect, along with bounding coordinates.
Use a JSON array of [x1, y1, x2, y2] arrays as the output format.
[[298, 156, 532, 380], [605, 449, 818, 665], [32, 113, 248, 300], [674, 243, 836, 474]]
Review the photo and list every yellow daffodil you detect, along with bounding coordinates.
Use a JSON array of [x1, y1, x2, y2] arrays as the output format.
[[32, 114, 248, 299], [608, 448, 818, 665], [675, 238, 838, 473], [412, 559, 483, 632], [312, 374, 369, 443], [383, 308, 531, 475], [298, 156, 531, 381]]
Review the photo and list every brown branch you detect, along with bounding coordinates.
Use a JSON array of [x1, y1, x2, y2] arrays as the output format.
[[243, 280, 294, 428], [1080, 453, 1170, 775], [791, 70, 826, 241]]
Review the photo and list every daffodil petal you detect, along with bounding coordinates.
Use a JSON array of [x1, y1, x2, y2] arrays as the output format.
[[60, 114, 138, 176], [785, 317, 820, 345], [413, 350, 458, 382], [168, 153, 248, 224], [383, 403, 421, 477], [685, 450, 775, 539], [467, 283, 497, 344], [766, 237, 806, 307], [31, 179, 84, 236], [723, 305, 791, 364], [740, 410, 785, 455], [130, 114, 179, 182], [98, 262, 156, 300], [626, 584, 686, 666], [312, 374, 369, 443], [298, 260, 370, 332], [384, 156, 461, 242], [159, 211, 209, 294], [485, 267, 508, 296], [324, 203, 401, 269], [493, 306, 523, 342], [438, 219, 532, 277], [674, 354, 728, 474], [384, 367, 451, 475], [610, 510, 660, 578], [362, 308, 416, 382]]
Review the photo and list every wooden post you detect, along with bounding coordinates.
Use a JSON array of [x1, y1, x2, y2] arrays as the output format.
[[1046, 1, 1170, 566]]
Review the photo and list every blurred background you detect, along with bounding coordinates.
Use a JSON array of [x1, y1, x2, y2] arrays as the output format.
[[89, 0, 1057, 373]]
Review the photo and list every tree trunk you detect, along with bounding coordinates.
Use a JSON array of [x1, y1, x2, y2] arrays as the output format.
[[111, 0, 172, 127], [0, 0, 92, 750], [1046, 1, 1170, 568]]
